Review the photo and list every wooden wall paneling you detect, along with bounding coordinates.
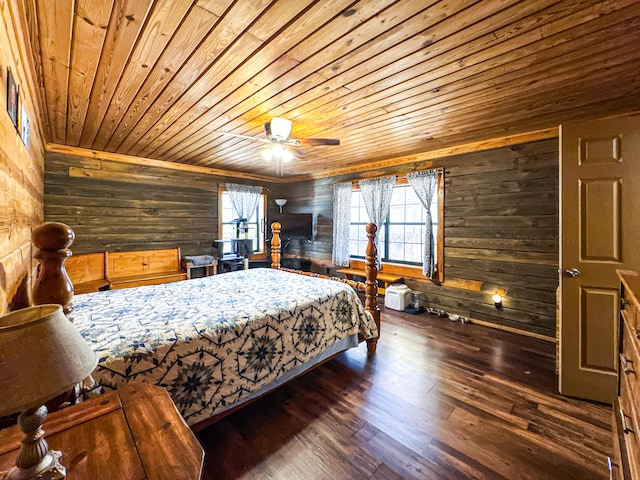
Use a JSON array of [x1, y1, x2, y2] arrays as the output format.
[[44, 151, 282, 256], [44, 153, 219, 255], [0, 0, 46, 313], [269, 138, 559, 338]]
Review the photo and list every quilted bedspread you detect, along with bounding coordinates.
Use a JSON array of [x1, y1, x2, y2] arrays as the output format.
[[71, 268, 377, 425]]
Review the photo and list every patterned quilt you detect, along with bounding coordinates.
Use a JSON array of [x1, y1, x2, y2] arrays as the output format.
[[71, 268, 377, 426]]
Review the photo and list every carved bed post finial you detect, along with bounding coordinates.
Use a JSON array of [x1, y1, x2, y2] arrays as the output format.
[[32, 222, 75, 316], [364, 222, 380, 355], [271, 222, 282, 269]]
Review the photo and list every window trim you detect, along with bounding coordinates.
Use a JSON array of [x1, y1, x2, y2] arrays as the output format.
[[348, 171, 444, 283], [217, 185, 268, 260]]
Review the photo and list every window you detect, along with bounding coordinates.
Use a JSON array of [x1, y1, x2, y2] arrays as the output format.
[[349, 177, 443, 279], [218, 188, 266, 257]]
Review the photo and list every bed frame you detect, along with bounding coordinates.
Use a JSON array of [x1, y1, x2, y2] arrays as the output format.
[[270, 221, 380, 355], [29, 221, 381, 428]]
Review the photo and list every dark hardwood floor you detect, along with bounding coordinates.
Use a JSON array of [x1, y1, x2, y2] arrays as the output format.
[[197, 307, 612, 479]]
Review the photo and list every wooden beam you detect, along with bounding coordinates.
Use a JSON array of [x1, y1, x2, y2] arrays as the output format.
[[284, 128, 558, 182], [45, 143, 284, 183]]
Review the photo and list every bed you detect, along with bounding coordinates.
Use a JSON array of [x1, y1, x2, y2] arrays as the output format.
[[31, 221, 380, 430]]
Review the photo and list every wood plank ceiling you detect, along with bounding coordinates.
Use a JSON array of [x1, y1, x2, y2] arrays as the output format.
[[29, 0, 640, 180]]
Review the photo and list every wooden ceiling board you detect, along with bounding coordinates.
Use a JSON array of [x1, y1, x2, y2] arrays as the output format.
[[147, 0, 419, 161], [172, 0, 600, 168], [102, 2, 227, 152], [185, 23, 640, 174], [35, 0, 73, 144], [130, 0, 364, 158], [177, 0, 581, 166], [78, 0, 155, 147], [90, 0, 195, 151], [157, 0, 499, 165], [65, 0, 113, 146], [28, 0, 640, 180]]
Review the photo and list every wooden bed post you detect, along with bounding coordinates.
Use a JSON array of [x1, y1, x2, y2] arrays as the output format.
[[32, 222, 75, 316], [364, 223, 380, 356], [271, 222, 281, 269]]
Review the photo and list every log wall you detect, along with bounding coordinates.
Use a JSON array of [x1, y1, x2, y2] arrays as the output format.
[[44, 152, 278, 256], [270, 138, 559, 338], [0, 0, 46, 313], [45, 138, 558, 338]]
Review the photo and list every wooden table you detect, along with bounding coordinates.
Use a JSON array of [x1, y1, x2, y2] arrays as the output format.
[[0, 383, 204, 480]]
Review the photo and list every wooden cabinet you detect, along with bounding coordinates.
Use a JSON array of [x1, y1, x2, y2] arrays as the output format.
[[614, 270, 640, 479], [0, 383, 204, 479]]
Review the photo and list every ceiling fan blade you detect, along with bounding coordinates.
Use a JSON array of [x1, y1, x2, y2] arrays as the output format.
[[291, 137, 340, 146], [215, 131, 270, 143]]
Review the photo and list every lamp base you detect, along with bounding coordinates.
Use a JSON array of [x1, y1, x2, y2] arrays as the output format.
[[3, 450, 65, 479]]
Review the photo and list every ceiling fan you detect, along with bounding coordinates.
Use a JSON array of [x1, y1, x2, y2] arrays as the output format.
[[216, 117, 340, 175]]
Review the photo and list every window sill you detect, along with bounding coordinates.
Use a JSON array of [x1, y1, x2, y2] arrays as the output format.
[[349, 259, 442, 284]]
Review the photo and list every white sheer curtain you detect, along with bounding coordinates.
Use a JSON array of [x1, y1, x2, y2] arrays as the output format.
[[226, 183, 262, 223], [359, 176, 395, 267], [407, 169, 441, 278], [332, 182, 352, 267]]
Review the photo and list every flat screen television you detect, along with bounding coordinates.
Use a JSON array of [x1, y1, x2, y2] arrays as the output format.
[[271, 213, 313, 239]]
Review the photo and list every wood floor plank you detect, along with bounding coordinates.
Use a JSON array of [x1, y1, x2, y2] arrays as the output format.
[[197, 307, 611, 479]]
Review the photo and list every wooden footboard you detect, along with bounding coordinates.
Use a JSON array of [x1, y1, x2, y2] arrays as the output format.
[[270, 221, 380, 355]]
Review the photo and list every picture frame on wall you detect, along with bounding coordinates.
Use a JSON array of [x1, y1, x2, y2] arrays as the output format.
[[6, 68, 18, 130], [21, 103, 30, 149]]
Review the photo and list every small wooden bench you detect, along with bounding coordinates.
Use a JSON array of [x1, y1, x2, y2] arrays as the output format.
[[65, 252, 109, 294], [336, 267, 404, 294], [106, 248, 187, 290]]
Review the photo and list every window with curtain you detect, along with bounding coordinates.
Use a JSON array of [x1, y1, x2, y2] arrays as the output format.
[[349, 173, 443, 279], [218, 187, 266, 257]]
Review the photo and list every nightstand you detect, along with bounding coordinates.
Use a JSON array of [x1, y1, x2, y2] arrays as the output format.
[[0, 383, 204, 480]]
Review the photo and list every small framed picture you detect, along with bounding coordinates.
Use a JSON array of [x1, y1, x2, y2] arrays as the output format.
[[6, 68, 18, 130], [21, 103, 30, 148]]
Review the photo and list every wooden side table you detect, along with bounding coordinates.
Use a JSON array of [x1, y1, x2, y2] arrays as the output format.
[[0, 383, 204, 480]]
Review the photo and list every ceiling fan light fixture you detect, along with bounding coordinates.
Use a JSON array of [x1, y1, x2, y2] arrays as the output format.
[[269, 117, 292, 141], [261, 148, 274, 161], [282, 149, 294, 162]]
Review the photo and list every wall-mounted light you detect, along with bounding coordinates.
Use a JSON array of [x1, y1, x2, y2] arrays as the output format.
[[492, 293, 503, 310], [491, 288, 507, 310], [275, 198, 287, 213]]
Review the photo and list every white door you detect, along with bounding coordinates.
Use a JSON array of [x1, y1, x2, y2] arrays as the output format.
[[560, 115, 640, 403]]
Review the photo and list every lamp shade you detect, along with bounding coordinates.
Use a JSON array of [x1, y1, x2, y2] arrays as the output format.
[[0, 305, 97, 417]]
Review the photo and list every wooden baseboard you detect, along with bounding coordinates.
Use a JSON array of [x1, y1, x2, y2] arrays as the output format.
[[468, 317, 557, 343]]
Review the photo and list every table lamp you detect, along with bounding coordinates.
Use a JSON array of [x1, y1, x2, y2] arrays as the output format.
[[0, 304, 97, 479]]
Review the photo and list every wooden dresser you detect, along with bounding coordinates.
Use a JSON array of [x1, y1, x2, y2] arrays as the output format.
[[0, 383, 204, 479], [613, 270, 640, 479]]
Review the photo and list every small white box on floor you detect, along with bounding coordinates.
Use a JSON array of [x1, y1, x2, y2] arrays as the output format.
[[384, 284, 411, 311]]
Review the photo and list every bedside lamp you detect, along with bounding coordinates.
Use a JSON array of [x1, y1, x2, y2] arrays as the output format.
[[0, 304, 97, 480], [275, 198, 287, 213]]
